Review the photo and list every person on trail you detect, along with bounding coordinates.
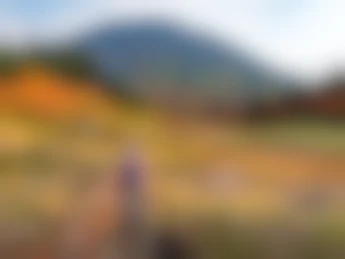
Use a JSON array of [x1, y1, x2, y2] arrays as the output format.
[[118, 147, 151, 259], [61, 146, 192, 259], [118, 149, 194, 259]]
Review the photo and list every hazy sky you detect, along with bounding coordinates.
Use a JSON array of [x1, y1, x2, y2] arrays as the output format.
[[1, 0, 345, 81]]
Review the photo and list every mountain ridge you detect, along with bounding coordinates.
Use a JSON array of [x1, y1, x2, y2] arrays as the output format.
[[72, 20, 292, 107]]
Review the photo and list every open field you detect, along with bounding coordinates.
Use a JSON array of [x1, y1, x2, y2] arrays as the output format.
[[0, 68, 344, 258], [1, 107, 344, 257]]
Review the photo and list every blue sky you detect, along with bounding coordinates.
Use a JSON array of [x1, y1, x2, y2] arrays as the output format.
[[0, 0, 344, 82], [3, 0, 73, 19]]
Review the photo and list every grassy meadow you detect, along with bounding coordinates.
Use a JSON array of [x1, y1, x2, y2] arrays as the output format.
[[0, 66, 344, 258]]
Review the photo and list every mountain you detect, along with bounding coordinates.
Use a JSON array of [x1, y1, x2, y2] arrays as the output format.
[[72, 20, 291, 109]]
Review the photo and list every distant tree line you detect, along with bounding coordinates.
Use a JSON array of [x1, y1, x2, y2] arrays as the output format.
[[246, 81, 345, 121], [36, 51, 95, 80], [36, 50, 143, 104], [0, 52, 21, 77]]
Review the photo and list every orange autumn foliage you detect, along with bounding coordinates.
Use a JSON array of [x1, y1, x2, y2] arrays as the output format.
[[0, 66, 110, 118]]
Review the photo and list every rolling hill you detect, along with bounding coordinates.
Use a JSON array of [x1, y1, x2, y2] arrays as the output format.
[[71, 20, 291, 110]]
